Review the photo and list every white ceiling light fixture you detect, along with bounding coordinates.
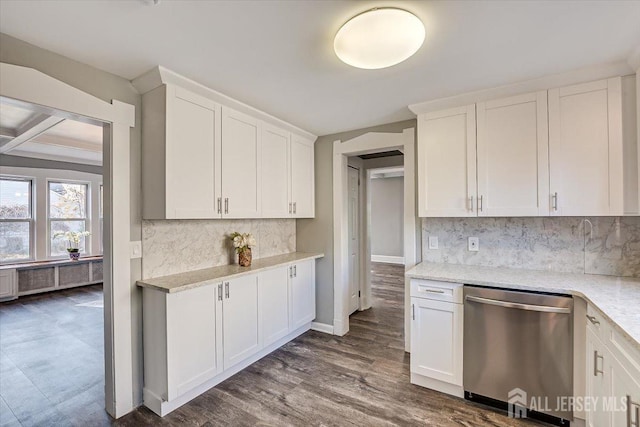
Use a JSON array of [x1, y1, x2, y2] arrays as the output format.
[[334, 7, 425, 70]]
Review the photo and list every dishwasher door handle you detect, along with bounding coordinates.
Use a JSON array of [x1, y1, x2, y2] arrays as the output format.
[[465, 295, 571, 314]]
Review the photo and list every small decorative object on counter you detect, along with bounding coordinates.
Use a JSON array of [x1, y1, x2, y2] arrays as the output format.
[[53, 230, 91, 261], [230, 232, 256, 267]]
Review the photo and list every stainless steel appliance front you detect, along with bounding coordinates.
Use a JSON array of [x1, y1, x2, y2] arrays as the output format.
[[463, 286, 574, 422]]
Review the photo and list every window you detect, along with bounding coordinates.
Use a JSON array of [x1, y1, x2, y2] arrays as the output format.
[[0, 177, 33, 263], [48, 181, 89, 257]]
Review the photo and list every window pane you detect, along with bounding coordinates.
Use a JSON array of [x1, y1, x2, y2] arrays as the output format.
[[0, 179, 31, 219], [51, 220, 86, 256], [0, 222, 30, 262], [49, 182, 87, 219]]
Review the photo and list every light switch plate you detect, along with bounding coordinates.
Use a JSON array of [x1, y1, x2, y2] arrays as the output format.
[[130, 241, 142, 259], [428, 236, 439, 250], [468, 237, 479, 252]]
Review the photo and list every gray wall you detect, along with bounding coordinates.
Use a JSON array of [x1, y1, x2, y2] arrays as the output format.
[[370, 176, 404, 258], [297, 119, 416, 325], [0, 33, 145, 404], [0, 154, 103, 175]]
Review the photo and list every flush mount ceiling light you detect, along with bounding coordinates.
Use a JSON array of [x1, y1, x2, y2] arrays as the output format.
[[334, 7, 425, 70]]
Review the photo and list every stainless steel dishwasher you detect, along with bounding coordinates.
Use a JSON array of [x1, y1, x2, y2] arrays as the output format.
[[463, 285, 574, 425]]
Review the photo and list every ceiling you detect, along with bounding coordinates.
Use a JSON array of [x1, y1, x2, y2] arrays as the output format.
[[1, 1, 639, 136], [0, 100, 103, 166]]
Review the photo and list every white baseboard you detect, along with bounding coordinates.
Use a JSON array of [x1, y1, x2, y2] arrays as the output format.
[[310, 322, 334, 335], [371, 255, 405, 265]]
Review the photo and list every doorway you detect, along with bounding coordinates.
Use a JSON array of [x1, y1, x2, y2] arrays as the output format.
[[332, 128, 419, 352], [0, 62, 135, 418]]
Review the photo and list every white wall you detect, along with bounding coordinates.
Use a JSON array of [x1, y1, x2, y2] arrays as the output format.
[[1, 165, 103, 259], [370, 176, 404, 259]]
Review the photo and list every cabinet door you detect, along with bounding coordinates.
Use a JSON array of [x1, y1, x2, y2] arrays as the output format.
[[166, 284, 222, 400], [418, 105, 477, 217], [477, 91, 549, 216], [223, 274, 260, 370], [166, 86, 222, 219], [549, 78, 623, 216], [585, 328, 610, 427], [290, 134, 315, 218], [221, 107, 261, 218], [289, 260, 315, 330], [261, 124, 291, 218], [410, 297, 463, 385], [258, 266, 290, 347], [609, 354, 640, 427]]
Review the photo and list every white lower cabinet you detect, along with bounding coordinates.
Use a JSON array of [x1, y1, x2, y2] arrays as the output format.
[[141, 257, 317, 416], [222, 274, 260, 370], [0, 269, 17, 301], [585, 306, 640, 427], [410, 279, 463, 397]]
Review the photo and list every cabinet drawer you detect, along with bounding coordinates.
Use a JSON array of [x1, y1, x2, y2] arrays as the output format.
[[411, 279, 463, 303]]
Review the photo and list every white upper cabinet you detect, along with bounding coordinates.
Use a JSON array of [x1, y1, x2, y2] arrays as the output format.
[[290, 134, 315, 218], [549, 77, 624, 216], [261, 124, 291, 218], [418, 105, 477, 217], [142, 85, 222, 219], [222, 107, 262, 218], [476, 91, 549, 216]]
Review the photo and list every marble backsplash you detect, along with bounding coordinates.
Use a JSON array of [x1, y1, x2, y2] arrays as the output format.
[[422, 216, 640, 278], [142, 219, 296, 278]]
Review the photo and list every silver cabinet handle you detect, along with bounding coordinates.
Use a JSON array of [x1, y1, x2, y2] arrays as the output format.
[[289, 266, 292, 278], [628, 395, 640, 427], [420, 288, 445, 294], [218, 283, 223, 301], [594, 350, 604, 376], [478, 195, 483, 212], [294, 265, 297, 277], [293, 202, 297, 214], [217, 197, 222, 214], [465, 295, 571, 314], [225, 282, 229, 299], [586, 314, 600, 326], [552, 192, 558, 211], [412, 304, 415, 320], [224, 198, 229, 214]]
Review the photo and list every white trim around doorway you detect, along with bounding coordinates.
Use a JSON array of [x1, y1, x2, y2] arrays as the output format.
[[332, 128, 418, 352]]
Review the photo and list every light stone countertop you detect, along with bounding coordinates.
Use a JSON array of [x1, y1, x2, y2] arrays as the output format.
[[406, 262, 640, 350], [137, 252, 324, 294]]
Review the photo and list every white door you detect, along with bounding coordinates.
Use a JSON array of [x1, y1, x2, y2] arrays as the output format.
[[418, 105, 477, 217], [221, 107, 261, 218], [585, 329, 610, 427], [347, 167, 359, 314], [410, 297, 463, 386], [290, 134, 315, 218], [223, 274, 260, 370], [166, 284, 222, 400], [290, 260, 315, 330], [476, 91, 549, 216], [166, 86, 221, 219], [549, 77, 623, 216], [261, 124, 290, 218], [259, 266, 290, 347]]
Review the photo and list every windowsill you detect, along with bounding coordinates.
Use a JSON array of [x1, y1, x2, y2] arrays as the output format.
[[0, 255, 103, 270]]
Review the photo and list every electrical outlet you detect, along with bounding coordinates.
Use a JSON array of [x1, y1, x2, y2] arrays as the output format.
[[428, 236, 439, 249], [130, 241, 142, 259], [468, 237, 479, 252]]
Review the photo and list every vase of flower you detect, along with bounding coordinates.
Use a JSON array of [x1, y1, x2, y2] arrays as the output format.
[[53, 230, 91, 261], [230, 232, 256, 267]]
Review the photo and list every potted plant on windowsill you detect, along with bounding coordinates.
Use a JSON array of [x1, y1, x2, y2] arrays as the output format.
[[53, 230, 91, 261], [230, 232, 256, 267]]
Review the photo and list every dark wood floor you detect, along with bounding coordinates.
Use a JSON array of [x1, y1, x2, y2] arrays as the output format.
[[117, 263, 540, 427], [0, 284, 110, 427]]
